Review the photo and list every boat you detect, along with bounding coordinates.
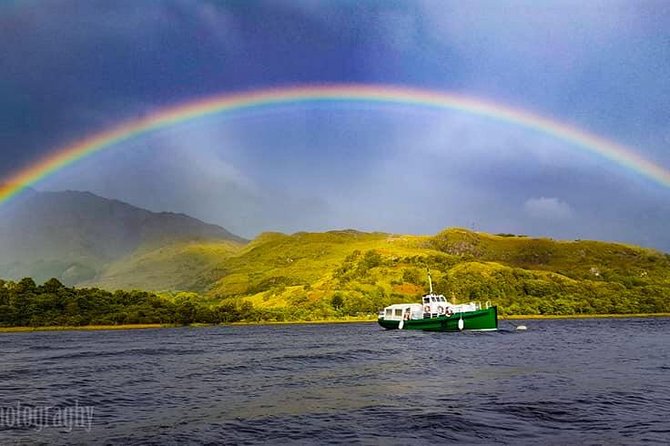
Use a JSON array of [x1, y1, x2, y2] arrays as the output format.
[[377, 271, 498, 331]]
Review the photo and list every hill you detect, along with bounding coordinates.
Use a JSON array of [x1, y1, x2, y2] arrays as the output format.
[[95, 227, 670, 319], [89, 240, 242, 292], [1, 189, 668, 319], [0, 190, 246, 285]]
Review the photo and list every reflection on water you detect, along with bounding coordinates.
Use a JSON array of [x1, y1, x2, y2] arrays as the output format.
[[0, 319, 669, 444]]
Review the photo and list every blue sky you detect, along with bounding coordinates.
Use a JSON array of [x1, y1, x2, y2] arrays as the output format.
[[1, 0, 669, 249]]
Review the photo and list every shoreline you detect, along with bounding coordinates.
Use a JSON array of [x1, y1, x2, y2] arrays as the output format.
[[229, 317, 377, 327], [1, 313, 669, 333], [0, 324, 172, 333], [501, 313, 670, 320]]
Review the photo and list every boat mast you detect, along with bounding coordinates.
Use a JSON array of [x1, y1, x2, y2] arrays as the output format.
[[427, 269, 433, 294]]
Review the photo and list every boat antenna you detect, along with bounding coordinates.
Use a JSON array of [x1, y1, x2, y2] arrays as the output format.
[[427, 268, 433, 294]]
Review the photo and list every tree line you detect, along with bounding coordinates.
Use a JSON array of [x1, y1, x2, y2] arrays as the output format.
[[0, 277, 261, 327]]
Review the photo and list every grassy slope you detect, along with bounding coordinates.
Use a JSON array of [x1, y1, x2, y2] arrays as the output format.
[[207, 228, 670, 314], [89, 239, 243, 292], [430, 229, 667, 281], [89, 228, 670, 315], [203, 230, 431, 304]]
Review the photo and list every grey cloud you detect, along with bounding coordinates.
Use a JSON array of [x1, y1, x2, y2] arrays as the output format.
[[524, 197, 573, 220]]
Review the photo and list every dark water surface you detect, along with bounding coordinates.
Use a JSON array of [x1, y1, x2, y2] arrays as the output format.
[[1, 318, 669, 445]]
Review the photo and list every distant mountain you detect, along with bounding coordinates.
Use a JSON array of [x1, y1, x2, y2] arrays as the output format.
[[0, 190, 246, 285]]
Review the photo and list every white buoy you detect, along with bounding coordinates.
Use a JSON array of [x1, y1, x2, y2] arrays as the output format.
[[516, 325, 527, 331], [458, 318, 464, 331], [398, 319, 404, 330]]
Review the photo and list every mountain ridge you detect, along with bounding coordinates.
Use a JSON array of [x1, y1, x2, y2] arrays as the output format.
[[0, 190, 246, 284]]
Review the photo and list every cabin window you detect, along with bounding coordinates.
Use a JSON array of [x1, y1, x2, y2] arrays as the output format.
[[385, 309, 392, 317], [394, 309, 403, 317], [423, 297, 430, 304], [431, 296, 436, 302]]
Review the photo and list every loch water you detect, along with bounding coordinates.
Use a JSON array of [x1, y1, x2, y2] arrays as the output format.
[[0, 318, 669, 445]]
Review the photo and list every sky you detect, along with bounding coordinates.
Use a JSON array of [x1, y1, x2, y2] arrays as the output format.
[[1, 0, 669, 250]]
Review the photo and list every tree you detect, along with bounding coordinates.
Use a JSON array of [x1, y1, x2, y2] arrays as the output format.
[[239, 301, 255, 320], [42, 278, 65, 293], [175, 299, 197, 325], [16, 277, 37, 294], [402, 268, 423, 286], [331, 293, 344, 311], [360, 250, 382, 270], [214, 301, 240, 323]]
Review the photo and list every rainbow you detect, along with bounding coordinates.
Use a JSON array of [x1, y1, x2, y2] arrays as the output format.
[[1, 84, 669, 204]]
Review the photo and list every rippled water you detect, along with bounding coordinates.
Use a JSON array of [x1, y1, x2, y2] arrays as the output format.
[[1, 318, 669, 445]]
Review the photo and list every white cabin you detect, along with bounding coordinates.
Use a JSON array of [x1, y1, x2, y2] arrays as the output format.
[[380, 303, 424, 321], [379, 293, 485, 320]]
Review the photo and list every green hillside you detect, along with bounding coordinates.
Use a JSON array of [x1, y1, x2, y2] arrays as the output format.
[[6, 191, 667, 321], [89, 240, 244, 292], [2, 227, 669, 327], [89, 227, 670, 320]]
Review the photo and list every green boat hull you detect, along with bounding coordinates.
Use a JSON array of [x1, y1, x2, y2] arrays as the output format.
[[378, 306, 498, 331]]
